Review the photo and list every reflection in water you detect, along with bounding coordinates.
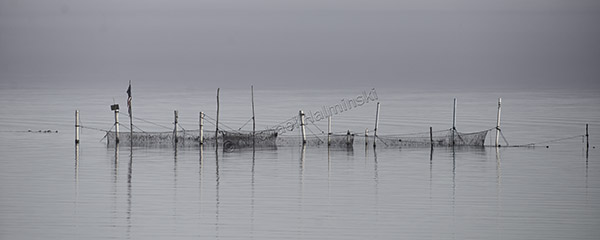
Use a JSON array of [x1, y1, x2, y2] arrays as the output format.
[[251, 146, 256, 239], [215, 148, 220, 239], [65, 142, 596, 239], [127, 146, 133, 238], [372, 146, 378, 183], [199, 145, 204, 223], [452, 146, 456, 239], [495, 147, 502, 237], [173, 145, 178, 225], [75, 144, 79, 180], [112, 146, 118, 234]]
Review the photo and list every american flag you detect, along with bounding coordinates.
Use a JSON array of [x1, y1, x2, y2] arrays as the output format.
[[126, 81, 132, 116]]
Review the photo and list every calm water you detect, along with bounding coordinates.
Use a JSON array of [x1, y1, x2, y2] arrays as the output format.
[[1, 86, 599, 239]]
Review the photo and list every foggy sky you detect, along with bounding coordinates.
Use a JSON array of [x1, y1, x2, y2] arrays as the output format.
[[1, 0, 599, 90]]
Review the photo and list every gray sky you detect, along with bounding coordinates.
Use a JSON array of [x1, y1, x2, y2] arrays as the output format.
[[1, 0, 599, 90]]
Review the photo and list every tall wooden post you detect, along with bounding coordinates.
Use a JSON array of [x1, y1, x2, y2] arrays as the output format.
[[586, 124, 589, 150], [174, 110, 178, 144], [300, 110, 306, 144], [430, 126, 433, 147], [496, 98, 502, 147], [75, 110, 80, 145], [452, 98, 457, 146], [373, 102, 380, 147], [199, 112, 204, 145], [216, 88, 220, 146], [251, 85, 255, 138], [127, 80, 133, 145], [327, 116, 332, 146], [114, 108, 120, 144]]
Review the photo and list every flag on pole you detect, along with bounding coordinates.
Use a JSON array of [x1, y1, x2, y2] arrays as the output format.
[[126, 81, 132, 116]]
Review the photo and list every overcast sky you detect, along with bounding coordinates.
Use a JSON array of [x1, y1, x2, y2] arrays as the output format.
[[1, 0, 599, 90]]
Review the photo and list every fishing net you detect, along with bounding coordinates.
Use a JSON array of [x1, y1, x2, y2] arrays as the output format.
[[221, 130, 278, 151], [276, 132, 355, 148], [374, 128, 490, 147], [106, 130, 219, 147], [107, 128, 488, 148], [106, 129, 279, 149]]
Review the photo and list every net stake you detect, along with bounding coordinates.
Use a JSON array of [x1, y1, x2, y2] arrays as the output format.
[[327, 116, 332, 146], [365, 128, 369, 146], [373, 102, 380, 147], [174, 110, 178, 144], [346, 130, 351, 146], [127, 80, 133, 146], [114, 107, 120, 145], [452, 98, 457, 146], [199, 112, 204, 145], [251, 85, 255, 138], [216, 88, 220, 147], [75, 110, 80, 145], [586, 124, 589, 150], [300, 110, 306, 144], [496, 98, 502, 147], [430, 126, 433, 147]]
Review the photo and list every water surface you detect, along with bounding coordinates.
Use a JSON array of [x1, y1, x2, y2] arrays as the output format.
[[1, 87, 599, 239]]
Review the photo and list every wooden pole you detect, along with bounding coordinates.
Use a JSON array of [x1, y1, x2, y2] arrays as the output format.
[[365, 128, 369, 146], [75, 110, 80, 145], [373, 102, 380, 147], [128, 80, 133, 145], [327, 116, 331, 146], [452, 98, 456, 146], [430, 126, 434, 146], [251, 85, 255, 138], [300, 110, 306, 144], [216, 88, 220, 146], [114, 108, 120, 144], [496, 98, 502, 147], [586, 124, 589, 150], [174, 110, 178, 144], [199, 112, 204, 145]]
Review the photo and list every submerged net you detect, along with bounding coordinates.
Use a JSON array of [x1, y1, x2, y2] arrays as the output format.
[[375, 128, 490, 147]]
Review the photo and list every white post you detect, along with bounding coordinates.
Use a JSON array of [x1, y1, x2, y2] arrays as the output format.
[[174, 110, 178, 144], [75, 110, 80, 144], [373, 102, 380, 147], [327, 116, 331, 146], [114, 108, 120, 144], [346, 130, 351, 146], [300, 110, 306, 144], [495, 98, 502, 147], [199, 112, 204, 145], [452, 98, 457, 146]]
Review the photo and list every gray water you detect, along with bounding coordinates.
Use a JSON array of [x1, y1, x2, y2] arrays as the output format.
[[1, 86, 599, 239]]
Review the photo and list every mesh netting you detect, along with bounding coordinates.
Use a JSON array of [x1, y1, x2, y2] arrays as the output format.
[[106, 127, 489, 148], [276, 133, 355, 147], [222, 130, 278, 151], [374, 128, 490, 147], [106, 130, 218, 147]]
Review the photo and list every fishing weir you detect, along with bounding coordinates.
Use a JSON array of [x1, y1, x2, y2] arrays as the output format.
[[75, 84, 591, 152]]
